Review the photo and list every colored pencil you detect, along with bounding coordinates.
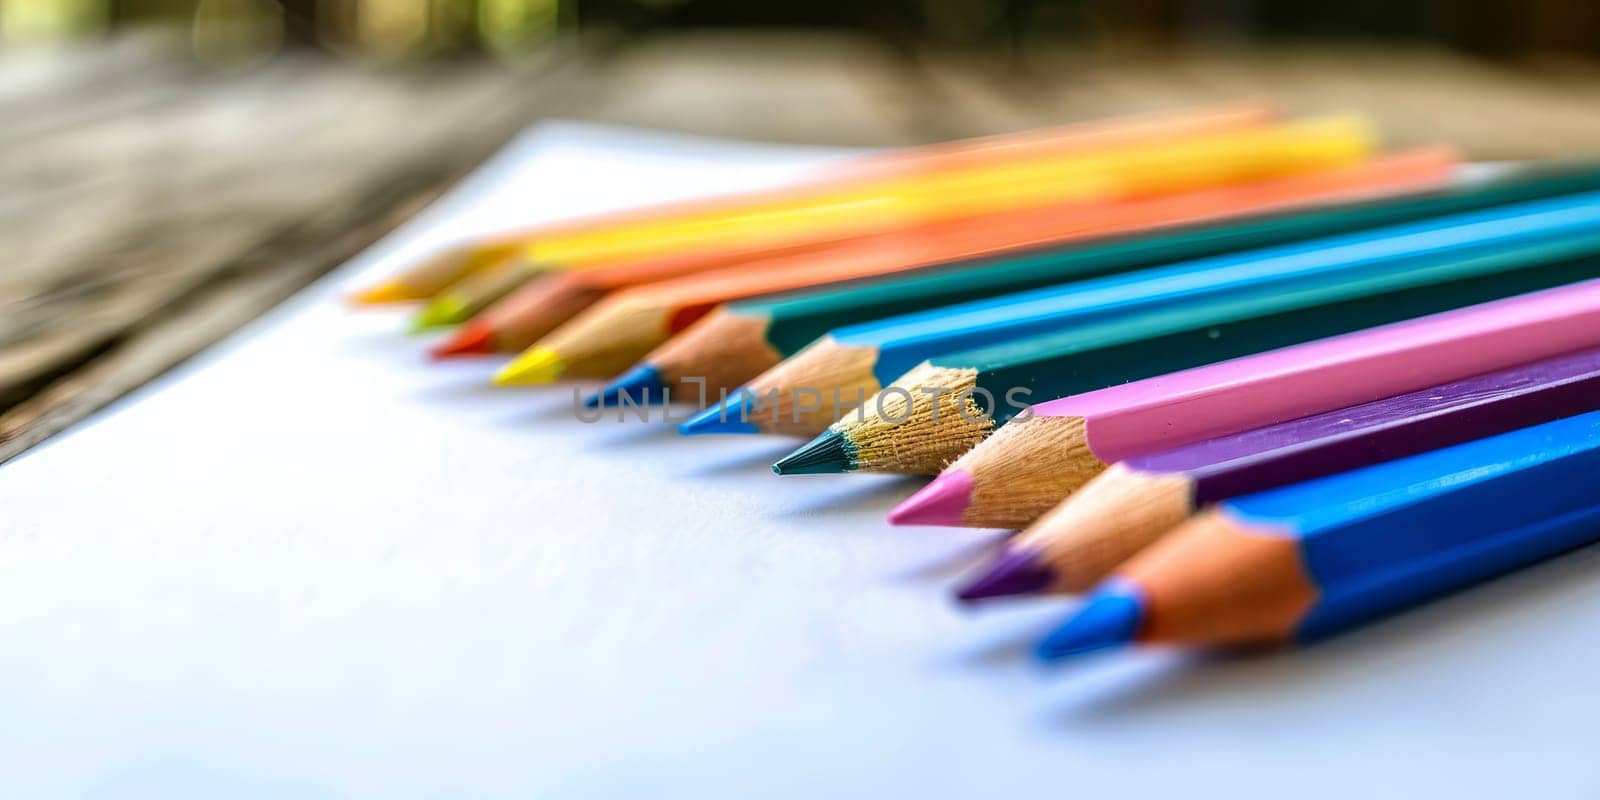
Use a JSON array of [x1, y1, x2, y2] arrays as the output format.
[[881, 274, 1600, 530], [350, 242, 524, 306], [1036, 410, 1600, 660], [410, 257, 546, 332], [491, 117, 1373, 386], [486, 116, 1376, 384], [441, 148, 1457, 362], [800, 248, 1600, 482], [692, 189, 1600, 437], [351, 103, 1280, 303], [430, 237, 868, 357], [959, 346, 1600, 601], [491, 234, 959, 383], [591, 148, 1480, 405]]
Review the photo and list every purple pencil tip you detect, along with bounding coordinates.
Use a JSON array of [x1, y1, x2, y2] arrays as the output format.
[[956, 548, 1056, 603], [887, 470, 975, 527]]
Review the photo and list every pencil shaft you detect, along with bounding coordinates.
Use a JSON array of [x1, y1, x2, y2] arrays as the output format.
[[742, 159, 1600, 358], [1249, 411, 1600, 641], [964, 251, 1600, 429], [837, 189, 1600, 384], [364, 103, 1277, 299], [995, 346, 1600, 595], [512, 103, 1278, 256], [1142, 347, 1600, 506], [1044, 411, 1600, 655], [525, 117, 1368, 267]]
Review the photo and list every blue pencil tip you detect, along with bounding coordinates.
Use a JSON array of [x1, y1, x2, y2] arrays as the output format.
[[1036, 583, 1144, 662], [679, 402, 758, 435], [587, 364, 667, 408]]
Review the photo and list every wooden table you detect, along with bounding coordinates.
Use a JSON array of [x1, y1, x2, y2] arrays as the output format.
[[7, 30, 1600, 464]]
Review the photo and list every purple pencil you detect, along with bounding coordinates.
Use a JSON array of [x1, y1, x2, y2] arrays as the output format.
[[957, 345, 1600, 602]]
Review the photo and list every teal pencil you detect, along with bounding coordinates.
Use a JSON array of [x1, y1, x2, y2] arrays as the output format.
[[683, 189, 1600, 437], [777, 255, 1600, 478], [601, 159, 1600, 407]]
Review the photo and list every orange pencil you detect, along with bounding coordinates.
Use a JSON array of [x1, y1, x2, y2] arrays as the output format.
[[491, 145, 1436, 387], [439, 147, 1452, 360], [351, 102, 1278, 304]]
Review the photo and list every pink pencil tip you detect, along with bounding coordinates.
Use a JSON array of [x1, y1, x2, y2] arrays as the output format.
[[887, 470, 975, 527]]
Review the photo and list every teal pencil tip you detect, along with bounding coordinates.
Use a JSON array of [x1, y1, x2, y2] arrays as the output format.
[[1036, 581, 1145, 662], [772, 429, 855, 475], [680, 403, 758, 435]]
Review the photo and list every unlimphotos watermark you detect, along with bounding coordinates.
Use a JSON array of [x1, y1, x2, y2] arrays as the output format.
[[573, 376, 1033, 426]]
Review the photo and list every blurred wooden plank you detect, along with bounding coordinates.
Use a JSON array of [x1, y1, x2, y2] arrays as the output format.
[[0, 42, 599, 461], [10, 32, 1600, 465], [933, 41, 1600, 160], [568, 31, 931, 147], [0, 31, 944, 464], [0, 169, 446, 462]]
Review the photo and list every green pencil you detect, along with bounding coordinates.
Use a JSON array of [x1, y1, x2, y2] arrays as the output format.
[[409, 257, 545, 332], [773, 247, 1600, 476]]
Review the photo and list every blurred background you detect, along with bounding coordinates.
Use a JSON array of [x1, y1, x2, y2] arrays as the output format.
[[8, 0, 1600, 465], [6, 0, 1600, 63]]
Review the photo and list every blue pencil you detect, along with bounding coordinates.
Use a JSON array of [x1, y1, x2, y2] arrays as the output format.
[[1037, 409, 1600, 660], [680, 189, 1600, 436]]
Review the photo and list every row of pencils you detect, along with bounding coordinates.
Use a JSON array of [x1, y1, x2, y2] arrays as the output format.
[[352, 101, 1600, 662]]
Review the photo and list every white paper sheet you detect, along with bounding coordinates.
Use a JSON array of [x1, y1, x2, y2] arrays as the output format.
[[3, 122, 1598, 799]]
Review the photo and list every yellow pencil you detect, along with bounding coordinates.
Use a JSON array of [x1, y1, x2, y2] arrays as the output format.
[[349, 102, 1279, 303]]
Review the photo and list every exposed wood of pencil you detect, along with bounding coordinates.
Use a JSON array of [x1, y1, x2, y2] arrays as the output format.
[[833, 363, 988, 474], [940, 416, 1107, 528], [740, 336, 880, 436], [479, 273, 610, 352], [534, 296, 674, 379], [950, 415, 1109, 529], [488, 237, 864, 352], [528, 237, 930, 379], [1015, 462, 1195, 592], [438, 256, 542, 317], [643, 308, 782, 402], [391, 241, 524, 300], [1123, 509, 1317, 646]]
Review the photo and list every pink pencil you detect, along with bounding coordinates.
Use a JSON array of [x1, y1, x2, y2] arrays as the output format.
[[888, 277, 1600, 529]]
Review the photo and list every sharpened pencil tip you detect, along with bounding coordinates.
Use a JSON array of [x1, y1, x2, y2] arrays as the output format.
[[495, 347, 566, 385], [887, 470, 975, 526], [772, 429, 855, 475], [956, 548, 1057, 603], [589, 364, 667, 408], [410, 295, 471, 332], [679, 402, 758, 435], [350, 280, 419, 305], [429, 319, 496, 360], [1036, 582, 1144, 662]]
